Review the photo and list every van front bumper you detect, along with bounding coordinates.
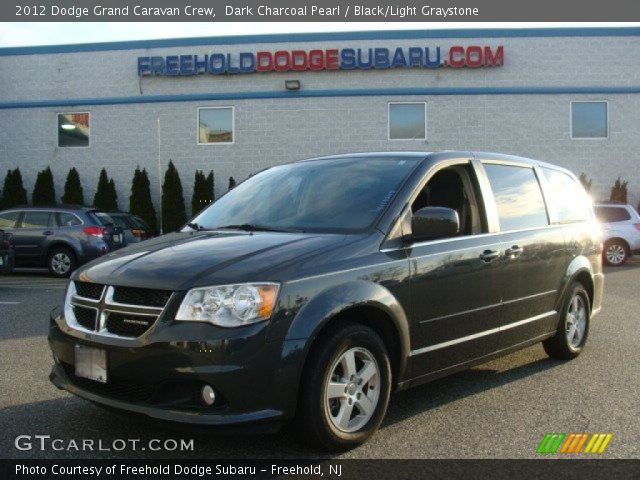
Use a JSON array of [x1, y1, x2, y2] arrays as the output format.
[[47, 308, 303, 428]]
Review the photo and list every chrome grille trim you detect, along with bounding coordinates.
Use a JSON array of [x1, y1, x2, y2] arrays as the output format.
[[65, 281, 172, 339]]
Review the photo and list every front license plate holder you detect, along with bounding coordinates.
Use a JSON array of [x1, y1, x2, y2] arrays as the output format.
[[75, 345, 107, 383]]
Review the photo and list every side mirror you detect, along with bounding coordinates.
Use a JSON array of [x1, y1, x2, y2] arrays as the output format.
[[410, 207, 459, 241]]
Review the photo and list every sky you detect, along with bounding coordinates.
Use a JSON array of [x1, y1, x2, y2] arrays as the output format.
[[0, 22, 637, 48]]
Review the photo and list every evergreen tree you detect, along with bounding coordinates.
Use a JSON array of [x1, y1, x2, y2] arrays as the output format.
[[61, 167, 84, 205], [106, 179, 118, 211], [228, 176, 236, 191], [129, 167, 158, 235], [93, 169, 110, 210], [578, 173, 592, 193], [161, 161, 186, 233], [1, 168, 28, 208], [32, 166, 56, 206], [610, 177, 628, 204], [206, 171, 214, 204], [191, 170, 214, 216]]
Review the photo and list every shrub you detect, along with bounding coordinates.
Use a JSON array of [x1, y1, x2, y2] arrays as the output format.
[[578, 173, 592, 193], [228, 176, 236, 191], [129, 167, 158, 234], [610, 177, 628, 204], [0, 168, 28, 209], [161, 160, 186, 233], [61, 168, 84, 205], [32, 167, 56, 206], [93, 169, 118, 211], [191, 170, 214, 216]]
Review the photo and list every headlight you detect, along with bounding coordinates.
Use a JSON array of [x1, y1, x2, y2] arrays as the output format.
[[175, 283, 280, 327]]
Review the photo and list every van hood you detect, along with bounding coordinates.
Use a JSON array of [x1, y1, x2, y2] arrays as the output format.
[[75, 230, 346, 290]]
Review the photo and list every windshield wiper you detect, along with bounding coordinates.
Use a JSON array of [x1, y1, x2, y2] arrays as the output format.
[[186, 222, 207, 231], [216, 223, 298, 233]]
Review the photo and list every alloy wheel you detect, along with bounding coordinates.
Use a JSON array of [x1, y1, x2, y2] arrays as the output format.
[[566, 294, 587, 350], [51, 253, 71, 275], [324, 347, 380, 433], [605, 244, 626, 265]]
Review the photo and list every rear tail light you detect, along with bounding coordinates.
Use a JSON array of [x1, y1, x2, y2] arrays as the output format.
[[83, 226, 107, 237], [634, 223, 640, 232], [131, 229, 147, 239]]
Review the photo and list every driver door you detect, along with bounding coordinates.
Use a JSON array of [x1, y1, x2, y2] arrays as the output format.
[[407, 161, 503, 379]]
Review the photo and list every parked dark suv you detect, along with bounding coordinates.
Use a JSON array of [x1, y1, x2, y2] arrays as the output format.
[[0, 206, 124, 277], [48, 152, 603, 450]]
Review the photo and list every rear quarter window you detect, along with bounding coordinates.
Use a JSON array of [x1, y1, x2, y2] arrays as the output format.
[[595, 206, 631, 223], [541, 168, 592, 224]]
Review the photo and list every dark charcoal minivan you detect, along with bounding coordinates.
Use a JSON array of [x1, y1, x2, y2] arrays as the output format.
[[48, 152, 603, 450]]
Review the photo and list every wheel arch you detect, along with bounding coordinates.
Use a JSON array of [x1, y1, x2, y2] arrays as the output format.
[[559, 256, 595, 314], [604, 236, 631, 254], [286, 280, 411, 388], [44, 241, 78, 263]]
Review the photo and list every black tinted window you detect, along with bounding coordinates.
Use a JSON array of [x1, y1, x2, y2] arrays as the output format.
[[542, 168, 591, 223], [485, 164, 548, 231], [0, 211, 19, 228], [21, 211, 52, 228], [89, 211, 116, 226], [192, 157, 420, 233], [595, 206, 631, 223]]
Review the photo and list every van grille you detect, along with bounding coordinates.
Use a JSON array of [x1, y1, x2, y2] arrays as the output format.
[[74, 282, 104, 300], [105, 312, 156, 338], [69, 282, 172, 339], [112, 286, 172, 308]]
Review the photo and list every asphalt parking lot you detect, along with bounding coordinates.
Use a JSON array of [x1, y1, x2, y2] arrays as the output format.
[[0, 262, 639, 460]]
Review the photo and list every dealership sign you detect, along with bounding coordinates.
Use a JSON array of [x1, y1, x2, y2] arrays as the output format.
[[137, 45, 504, 76]]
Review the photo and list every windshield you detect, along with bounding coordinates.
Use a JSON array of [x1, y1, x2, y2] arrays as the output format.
[[191, 156, 421, 233]]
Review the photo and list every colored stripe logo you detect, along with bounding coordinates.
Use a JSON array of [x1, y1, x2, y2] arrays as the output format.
[[537, 433, 612, 454]]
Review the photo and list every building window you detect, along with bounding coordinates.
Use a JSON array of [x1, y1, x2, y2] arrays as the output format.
[[571, 101, 608, 139], [198, 107, 234, 144], [58, 112, 89, 147], [388, 103, 426, 140]]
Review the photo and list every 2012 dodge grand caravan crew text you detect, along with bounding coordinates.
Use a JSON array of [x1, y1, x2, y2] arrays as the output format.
[[48, 152, 603, 450]]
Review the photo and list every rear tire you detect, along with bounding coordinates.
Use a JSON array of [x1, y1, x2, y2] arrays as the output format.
[[295, 322, 392, 451], [543, 282, 590, 360], [47, 246, 76, 278], [603, 239, 628, 266]]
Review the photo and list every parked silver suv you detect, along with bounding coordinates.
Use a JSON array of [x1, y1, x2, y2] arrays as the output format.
[[594, 203, 640, 266]]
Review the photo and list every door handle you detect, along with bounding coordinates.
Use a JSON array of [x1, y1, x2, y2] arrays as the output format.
[[505, 245, 524, 258], [43, 230, 54, 236], [479, 249, 500, 262]]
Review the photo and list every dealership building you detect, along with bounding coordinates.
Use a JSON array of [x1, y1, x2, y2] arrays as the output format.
[[0, 27, 638, 210]]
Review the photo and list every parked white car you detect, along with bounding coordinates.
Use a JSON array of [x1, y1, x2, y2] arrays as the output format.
[[594, 203, 640, 266]]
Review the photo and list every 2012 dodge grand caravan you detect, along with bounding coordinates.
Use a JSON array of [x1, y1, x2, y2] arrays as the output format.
[[48, 152, 603, 450]]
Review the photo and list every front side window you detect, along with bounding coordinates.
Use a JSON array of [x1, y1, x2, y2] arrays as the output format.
[[0, 211, 19, 228], [198, 107, 234, 144], [484, 164, 548, 232], [191, 157, 421, 233], [20, 211, 53, 229], [542, 168, 591, 224], [388, 103, 426, 140], [58, 112, 90, 147], [571, 101, 608, 139]]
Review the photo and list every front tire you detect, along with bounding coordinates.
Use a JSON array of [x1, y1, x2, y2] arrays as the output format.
[[296, 322, 392, 451], [47, 247, 76, 278], [603, 240, 628, 266], [543, 282, 590, 360]]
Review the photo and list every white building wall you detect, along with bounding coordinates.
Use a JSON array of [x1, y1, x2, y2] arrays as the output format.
[[0, 32, 639, 211]]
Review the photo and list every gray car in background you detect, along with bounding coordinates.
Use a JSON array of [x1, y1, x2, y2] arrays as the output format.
[[107, 211, 153, 244], [0, 206, 124, 277], [594, 203, 640, 266]]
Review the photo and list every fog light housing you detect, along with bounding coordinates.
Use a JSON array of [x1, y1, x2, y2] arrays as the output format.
[[201, 385, 216, 406]]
